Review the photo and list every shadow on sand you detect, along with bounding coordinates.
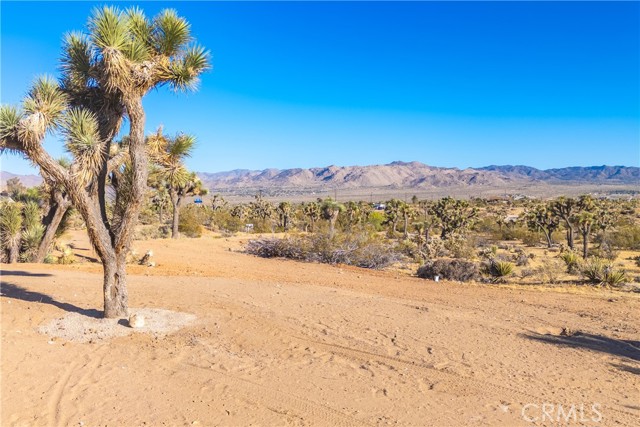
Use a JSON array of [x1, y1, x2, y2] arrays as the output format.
[[1, 270, 53, 277], [524, 332, 640, 362], [0, 282, 102, 318]]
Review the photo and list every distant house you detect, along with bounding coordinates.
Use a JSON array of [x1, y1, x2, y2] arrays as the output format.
[[0, 194, 15, 203], [374, 203, 386, 211]]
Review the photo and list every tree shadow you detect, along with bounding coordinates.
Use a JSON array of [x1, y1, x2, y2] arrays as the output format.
[[524, 332, 640, 362], [1, 270, 52, 277], [0, 282, 102, 318], [611, 363, 640, 375]]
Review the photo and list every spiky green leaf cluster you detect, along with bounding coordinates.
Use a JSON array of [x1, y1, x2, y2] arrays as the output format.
[[23, 76, 68, 129], [0, 106, 21, 153], [63, 108, 103, 180], [168, 45, 210, 91]]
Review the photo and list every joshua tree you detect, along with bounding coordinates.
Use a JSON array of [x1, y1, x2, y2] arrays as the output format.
[[276, 201, 293, 231], [574, 195, 597, 259], [302, 201, 321, 232], [550, 197, 577, 249], [230, 203, 249, 221], [399, 201, 416, 239], [321, 198, 344, 238], [151, 185, 170, 223], [148, 129, 207, 238], [210, 194, 227, 212], [417, 200, 439, 243], [431, 196, 477, 239], [0, 6, 209, 317], [384, 199, 404, 234], [249, 193, 275, 231], [32, 159, 73, 262], [343, 201, 361, 231], [524, 203, 560, 248]]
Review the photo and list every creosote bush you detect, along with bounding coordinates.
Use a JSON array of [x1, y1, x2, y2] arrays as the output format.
[[417, 259, 479, 282], [178, 205, 205, 238]]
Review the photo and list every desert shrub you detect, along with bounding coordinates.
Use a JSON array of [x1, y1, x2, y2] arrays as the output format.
[[559, 251, 581, 274], [135, 225, 170, 240], [443, 234, 475, 259], [417, 259, 479, 282], [246, 233, 404, 270], [422, 238, 447, 259], [395, 239, 421, 263], [483, 260, 515, 283], [609, 225, 640, 250], [519, 268, 535, 279], [588, 242, 619, 261], [520, 231, 541, 246], [633, 255, 640, 267], [513, 251, 530, 267], [179, 205, 205, 238], [57, 246, 76, 264], [477, 245, 498, 260], [366, 211, 386, 232], [534, 260, 564, 284], [43, 253, 57, 264]]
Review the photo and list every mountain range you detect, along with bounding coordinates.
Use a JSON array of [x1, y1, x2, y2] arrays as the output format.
[[197, 162, 639, 192], [3, 163, 639, 199]]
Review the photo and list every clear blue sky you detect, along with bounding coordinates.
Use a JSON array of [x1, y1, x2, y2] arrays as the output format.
[[1, 1, 639, 175]]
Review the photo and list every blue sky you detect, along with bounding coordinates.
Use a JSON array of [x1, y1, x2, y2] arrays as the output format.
[[1, 1, 639, 175]]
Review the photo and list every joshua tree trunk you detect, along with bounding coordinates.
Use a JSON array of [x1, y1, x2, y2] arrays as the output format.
[[543, 230, 553, 248], [329, 215, 338, 238], [34, 194, 70, 263], [7, 241, 19, 263], [403, 213, 409, 239], [566, 225, 574, 249], [582, 232, 589, 259], [159, 204, 164, 223], [170, 192, 183, 239], [103, 250, 128, 318]]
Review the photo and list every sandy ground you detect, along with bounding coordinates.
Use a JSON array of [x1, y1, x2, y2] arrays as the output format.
[[1, 231, 639, 426]]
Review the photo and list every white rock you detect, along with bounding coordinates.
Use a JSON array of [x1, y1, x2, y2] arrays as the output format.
[[128, 314, 145, 328]]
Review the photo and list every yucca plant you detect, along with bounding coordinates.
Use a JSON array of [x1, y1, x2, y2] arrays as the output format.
[[602, 268, 627, 287], [20, 223, 45, 262], [0, 201, 23, 263], [484, 259, 515, 283], [580, 257, 606, 284], [0, 6, 210, 318], [560, 250, 581, 274]]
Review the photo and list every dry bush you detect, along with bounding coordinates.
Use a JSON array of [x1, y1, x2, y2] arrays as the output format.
[[417, 259, 479, 282], [533, 260, 564, 284], [246, 233, 404, 270]]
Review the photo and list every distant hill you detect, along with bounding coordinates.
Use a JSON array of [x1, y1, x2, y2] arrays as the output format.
[[0, 171, 43, 190], [3, 163, 638, 199], [197, 162, 639, 194]]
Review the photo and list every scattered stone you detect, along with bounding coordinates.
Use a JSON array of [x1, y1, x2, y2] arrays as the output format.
[[128, 313, 145, 328]]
